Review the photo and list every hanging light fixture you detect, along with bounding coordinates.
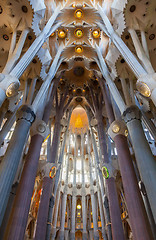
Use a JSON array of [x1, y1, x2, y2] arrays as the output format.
[[92, 29, 100, 39], [112, 124, 120, 133], [74, 9, 83, 19], [77, 204, 81, 209], [58, 29, 66, 39], [75, 46, 83, 53]]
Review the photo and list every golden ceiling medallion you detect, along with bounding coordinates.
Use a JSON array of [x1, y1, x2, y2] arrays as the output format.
[[58, 29, 66, 39], [74, 9, 83, 19], [74, 28, 84, 38], [92, 29, 100, 38], [75, 46, 83, 53]]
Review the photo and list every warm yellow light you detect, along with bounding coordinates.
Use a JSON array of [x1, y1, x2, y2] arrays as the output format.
[[136, 82, 151, 97], [75, 46, 83, 53], [50, 32, 55, 37], [112, 124, 120, 133], [49, 166, 56, 179], [77, 204, 81, 209], [6, 82, 19, 97], [72, 3, 76, 7], [83, 89, 85, 92], [74, 28, 83, 38], [125, 129, 128, 137], [77, 212, 81, 216], [73, 89, 76, 92], [75, 9, 83, 19], [58, 29, 66, 39], [83, 4, 86, 7], [75, 114, 83, 128], [92, 29, 100, 38]]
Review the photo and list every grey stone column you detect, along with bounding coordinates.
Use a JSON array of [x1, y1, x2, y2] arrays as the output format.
[[51, 187, 61, 240], [70, 134, 77, 240], [88, 117, 111, 240], [92, 152, 107, 240], [97, 187, 107, 240], [0, 105, 35, 226], [123, 106, 156, 223], [58, 193, 67, 240], [58, 135, 70, 240], [46, 113, 72, 240], [87, 132, 99, 240], [103, 196, 112, 240], [81, 132, 88, 240]]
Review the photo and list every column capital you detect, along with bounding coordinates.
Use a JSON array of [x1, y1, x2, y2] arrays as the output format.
[[90, 189, 94, 195], [72, 187, 77, 196], [108, 120, 128, 140], [63, 185, 68, 194], [16, 105, 36, 124], [81, 187, 86, 196], [41, 163, 57, 179], [30, 118, 50, 139], [101, 163, 117, 179], [0, 73, 19, 95], [122, 105, 141, 123]]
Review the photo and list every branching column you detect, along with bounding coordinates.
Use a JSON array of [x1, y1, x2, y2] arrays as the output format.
[[0, 8, 61, 107], [88, 118, 112, 240], [58, 134, 70, 240], [0, 105, 35, 226], [93, 153, 107, 240], [4, 80, 57, 240], [97, 5, 156, 106], [103, 82, 153, 240], [87, 88, 125, 240], [95, 49, 156, 224], [81, 132, 88, 240], [46, 110, 72, 240], [70, 134, 77, 240], [51, 186, 61, 240], [34, 90, 71, 240], [87, 131, 99, 240]]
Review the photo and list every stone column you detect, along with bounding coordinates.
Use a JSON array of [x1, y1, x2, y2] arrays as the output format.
[[70, 134, 77, 240], [93, 153, 107, 240], [96, 71, 156, 224], [4, 85, 56, 240], [88, 198, 93, 240], [51, 187, 61, 240], [103, 83, 153, 239], [87, 132, 99, 240], [139, 181, 156, 238], [34, 120, 62, 240], [0, 182, 18, 239], [123, 106, 156, 223], [87, 110, 112, 240], [103, 196, 112, 240], [46, 112, 72, 240], [0, 99, 22, 146], [58, 135, 70, 240], [34, 88, 72, 239], [0, 9, 61, 107], [0, 105, 35, 226], [86, 85, 124, 240], [96, 120, 125, 240], [81, 132, 88, 240]]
